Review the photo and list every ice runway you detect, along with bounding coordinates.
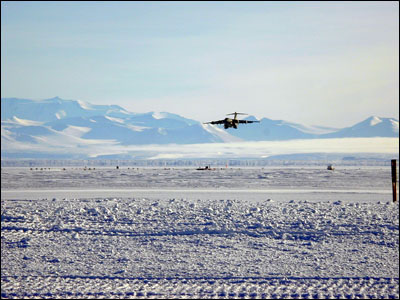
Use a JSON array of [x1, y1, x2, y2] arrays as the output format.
[[1, 188, 392, 205], [1, 165, 396, 202], [1, 166, 399, 299]]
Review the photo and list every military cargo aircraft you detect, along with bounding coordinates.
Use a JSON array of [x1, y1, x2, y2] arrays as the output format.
[[204, 112, 260, 129]]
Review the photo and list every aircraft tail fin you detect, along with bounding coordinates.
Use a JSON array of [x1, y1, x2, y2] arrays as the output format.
[[227, 112, 247, 119]]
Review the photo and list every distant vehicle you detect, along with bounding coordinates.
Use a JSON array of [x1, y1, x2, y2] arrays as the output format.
[[196, 165, 215, 171], [327, 164, 335, 171], [204, 112, 260, 129]]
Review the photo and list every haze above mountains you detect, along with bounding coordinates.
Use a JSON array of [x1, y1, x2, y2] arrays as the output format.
[[1, 97, 398, 160]]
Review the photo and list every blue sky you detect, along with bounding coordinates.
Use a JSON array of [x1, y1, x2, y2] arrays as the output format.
[[1, 1, 398, 127]]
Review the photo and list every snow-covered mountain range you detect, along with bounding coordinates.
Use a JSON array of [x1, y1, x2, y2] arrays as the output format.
[[1, 97, 398, 159]]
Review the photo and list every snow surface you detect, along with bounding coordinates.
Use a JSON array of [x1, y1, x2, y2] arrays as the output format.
[[77, 99, 94, 111], [10, 116, 44, 126], [202, 123, 244, 143], [55, 110, 67, 120], [391, 119, 399, 132], [279, 122, 338, 135], [1, 166, 399, 299], [61, 126, 92, 138], [3, 133, 397, 159], [370, 117, 383, 127], [105, 116, 125, 124], [152, 112, 167, 119]]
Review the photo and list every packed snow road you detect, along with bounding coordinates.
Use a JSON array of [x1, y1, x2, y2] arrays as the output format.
[[1, 167, 399, 299]]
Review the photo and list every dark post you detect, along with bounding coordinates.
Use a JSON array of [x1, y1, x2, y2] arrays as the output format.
[[392, 159, 397, 202]]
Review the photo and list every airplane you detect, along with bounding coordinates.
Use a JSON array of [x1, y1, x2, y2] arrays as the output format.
[[204, 112, 260, 129]]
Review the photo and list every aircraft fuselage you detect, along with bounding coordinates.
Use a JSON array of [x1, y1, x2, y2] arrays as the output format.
[[204, 112, 259, 130], [223, 118, 239, 129]]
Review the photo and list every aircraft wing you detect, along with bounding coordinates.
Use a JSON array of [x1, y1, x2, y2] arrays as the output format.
[[204, 120, 225, 125], [238, 120, 260, 124]]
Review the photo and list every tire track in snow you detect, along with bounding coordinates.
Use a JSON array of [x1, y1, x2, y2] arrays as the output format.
[[2, 276, 399, 299]]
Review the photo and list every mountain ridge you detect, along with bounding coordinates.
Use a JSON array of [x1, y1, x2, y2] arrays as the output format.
[[1, 97, 398, 159]]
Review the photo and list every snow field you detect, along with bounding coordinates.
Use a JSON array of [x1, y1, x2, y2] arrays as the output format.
[[1, 166, 399, 298], [1, 193, 399, 299]]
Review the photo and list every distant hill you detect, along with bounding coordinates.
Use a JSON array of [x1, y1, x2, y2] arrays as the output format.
[[227, 117, 319, 141], [1, 97, 398, 159], [1, 97, 225, 146], [320, 116, 399, 138]]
